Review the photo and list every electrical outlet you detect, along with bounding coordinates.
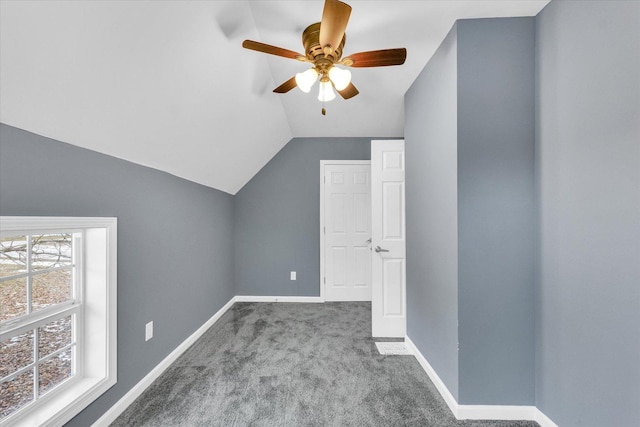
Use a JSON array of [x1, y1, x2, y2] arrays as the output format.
[[145, 321, 153, 341], [290, 271, 297, 280]]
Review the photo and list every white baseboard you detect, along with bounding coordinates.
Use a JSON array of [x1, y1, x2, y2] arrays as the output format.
[[457, 404, 537, 421], [234, 295, 324, 303], [405, 335, 558, 426], [91, 297, 236, 427], [404, 336, 459, 416], [533, 407, 560, 427]]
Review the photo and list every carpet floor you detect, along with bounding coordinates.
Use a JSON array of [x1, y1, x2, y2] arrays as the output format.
[[111, 302, 539, 427]]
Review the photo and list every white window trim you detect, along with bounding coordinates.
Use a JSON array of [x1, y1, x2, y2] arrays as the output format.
[[0, 216, 117, 427]]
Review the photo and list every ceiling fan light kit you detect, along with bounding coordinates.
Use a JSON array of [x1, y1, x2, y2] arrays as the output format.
[[295, 68, 319, 93], [328, 66, 351, 91], [242, 0, 407, 115], [318, 79, 336, 102]]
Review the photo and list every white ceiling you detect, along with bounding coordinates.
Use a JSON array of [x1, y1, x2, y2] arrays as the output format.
[[0, 0, 549, 194]]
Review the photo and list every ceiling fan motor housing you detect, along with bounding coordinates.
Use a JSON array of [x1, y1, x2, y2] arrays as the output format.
[[302, 22, 345, 66]]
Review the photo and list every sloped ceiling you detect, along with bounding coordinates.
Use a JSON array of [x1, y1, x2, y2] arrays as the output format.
[[0, 0, 549, 194]]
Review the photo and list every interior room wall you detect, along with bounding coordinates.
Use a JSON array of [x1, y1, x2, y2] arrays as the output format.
[[456, 17, 535, 406], [404, 23, 460, 401], [405, 17, 536, 406], [0, 123, 236, 426], [233, 137, 374, 297], [535, 1, 640, 425]]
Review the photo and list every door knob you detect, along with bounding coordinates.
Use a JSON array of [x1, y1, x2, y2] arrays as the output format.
[[375, 246, 389, 253]]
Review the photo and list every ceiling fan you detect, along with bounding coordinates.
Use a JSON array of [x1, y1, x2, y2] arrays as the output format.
[[242, 0, 407, 114]]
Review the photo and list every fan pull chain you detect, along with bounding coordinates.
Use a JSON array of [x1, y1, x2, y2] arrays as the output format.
[[321, 100, 326, 116]]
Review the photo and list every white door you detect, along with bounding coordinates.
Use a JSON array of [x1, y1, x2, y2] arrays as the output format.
[[321, 162, 372, 301], [371, 140, 406, 337]]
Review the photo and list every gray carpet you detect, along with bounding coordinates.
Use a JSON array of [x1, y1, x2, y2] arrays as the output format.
[[111, 302, 538, 427]]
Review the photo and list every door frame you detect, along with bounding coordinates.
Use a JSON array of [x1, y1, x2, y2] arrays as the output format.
[[319, 160, 372, 302]]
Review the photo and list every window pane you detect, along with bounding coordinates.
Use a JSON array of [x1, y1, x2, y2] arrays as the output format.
[[38, 316, 72, 359], [0, 330, 34, 379], [38, 348, 72, 396], [0, 236, 27, 277], [0, 369, 34, 419], [31, 234, 72, 271], [32, 269, 72, 311], [0, 277, 27, 322]]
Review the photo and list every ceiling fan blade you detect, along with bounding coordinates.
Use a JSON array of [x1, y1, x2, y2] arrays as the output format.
[[242, 40, 303, 60], [319, 0, 352, 56], [273, 77, 298, 93], [343, 48, 407, 67], [337, 82, 359, 100]]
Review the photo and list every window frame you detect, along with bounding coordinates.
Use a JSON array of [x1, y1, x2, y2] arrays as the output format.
[[0, 217, 117, 427]]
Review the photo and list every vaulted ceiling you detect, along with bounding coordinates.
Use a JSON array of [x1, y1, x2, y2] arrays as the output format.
[[0, 0, 549, 194]]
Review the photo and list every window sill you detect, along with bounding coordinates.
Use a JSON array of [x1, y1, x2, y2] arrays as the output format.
[[5, 376, 116, 427]]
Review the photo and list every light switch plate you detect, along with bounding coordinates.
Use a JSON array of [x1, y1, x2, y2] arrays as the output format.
[[290, 271, 296, 280]]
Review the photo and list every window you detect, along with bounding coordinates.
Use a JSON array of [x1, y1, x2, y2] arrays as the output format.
[[0, 217, 116, 426], [1, 232, 80, 419]]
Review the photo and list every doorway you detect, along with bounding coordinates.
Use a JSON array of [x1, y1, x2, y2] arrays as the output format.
[[320, 140, 406, 338]]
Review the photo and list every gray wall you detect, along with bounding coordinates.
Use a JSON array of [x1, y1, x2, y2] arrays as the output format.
[[405, 23, 460, 401], [0, 124, 235, 426], [405, 17, 536, 405], [456, 17, 535, 405], [234, 137, 373, 297], [535, 1, 640, 426]]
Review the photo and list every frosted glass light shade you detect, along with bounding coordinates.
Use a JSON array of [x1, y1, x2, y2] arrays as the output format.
[[328, 66, 351, 91], [295, 68, 318, 93], [317, 80, 336, 102]]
